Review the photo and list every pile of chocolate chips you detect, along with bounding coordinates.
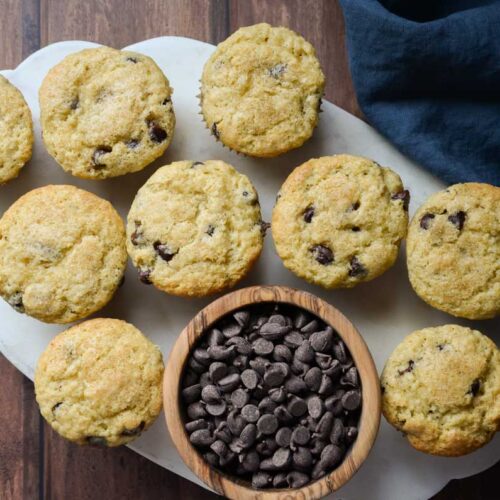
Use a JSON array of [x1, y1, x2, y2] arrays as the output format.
[[181, 304, 361, 489]]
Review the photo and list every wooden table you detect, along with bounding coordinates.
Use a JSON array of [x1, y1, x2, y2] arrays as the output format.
[[0, 1, 497, 498]]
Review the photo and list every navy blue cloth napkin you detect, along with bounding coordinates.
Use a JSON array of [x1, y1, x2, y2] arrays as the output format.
[[338, 0, 500, 185]]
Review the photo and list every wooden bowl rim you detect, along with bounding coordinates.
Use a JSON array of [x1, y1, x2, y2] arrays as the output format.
[[163, 285, 381, 500]]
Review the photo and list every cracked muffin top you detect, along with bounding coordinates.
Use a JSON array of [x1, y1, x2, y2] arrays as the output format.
[[200, 23, 325, 157], [407, 183, 500, 319], [272, 155, 409, 289], [39, 46, 175, 179], [126, 160, 264, 297], [0, 185, 127, 323], [35, 318, 164, 447], [381, 325, 500, 456]]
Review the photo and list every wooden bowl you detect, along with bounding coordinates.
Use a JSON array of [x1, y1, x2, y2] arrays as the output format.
[[163, 285, 381, 499]]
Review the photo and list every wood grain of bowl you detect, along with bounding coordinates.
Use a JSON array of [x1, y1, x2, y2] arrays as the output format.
[[163, 285, 381, 499]]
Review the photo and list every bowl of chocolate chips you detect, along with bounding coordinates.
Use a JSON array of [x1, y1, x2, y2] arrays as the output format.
[[164, 286, 380, 499]]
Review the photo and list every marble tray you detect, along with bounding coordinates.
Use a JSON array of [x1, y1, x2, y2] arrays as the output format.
[[0, 36, 498, 500]]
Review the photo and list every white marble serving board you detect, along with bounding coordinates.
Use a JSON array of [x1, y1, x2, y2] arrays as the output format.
[[0, 36, 498, 500]]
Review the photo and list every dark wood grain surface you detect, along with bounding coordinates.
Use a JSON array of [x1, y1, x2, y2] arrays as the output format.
[[0, 1, 497, 499]]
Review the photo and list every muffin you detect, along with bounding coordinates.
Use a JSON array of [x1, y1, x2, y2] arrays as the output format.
[[0, 75, 33, 184], [0, 185, 127, 323], [39, 46, 175, 179], [200, 23, 325, 157], [381, 325, 500, 456], [406, 183, 500, 319], [35, 318, 164, 446], [272, 155, 409, 288], [126, 160, 264, 297]]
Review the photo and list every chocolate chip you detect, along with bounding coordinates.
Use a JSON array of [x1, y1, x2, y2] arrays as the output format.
[[162, 97, 171, 105], [303, 205, 315, 223], [448, 211, 466, 230], [92, 146, 112, 167], [304, 367, 322, 392], [295, 341, 315, 363], [222, 323, 242, 339], [234, 311, 250, 327], [288, 396, 307, 417], [269, 63, 287, 78], [310, 329, 333, 353], [275, 427, 292, 448], [275, 405, 294, 424], [272, 447, 292, 469], [287, 471, 309, 488], [217, 372, 240, 392], [341, 367, 359, 387], [70, 97, 79, 110], [348, 256, 367, 278], [398, 359, 415, 376], [330, 418, 344, 445], [318, 375, 334, 396], [187, 402, 207, 420], [420, 213, 435, 229], [469, 379, 481, 396], [211, 122, 220, 139], [342, 390, 361, 411], [240, 423, 257, 447], [293, 447, 313, 470], [209, 362, 227, 383], [205, 224, 215, 236], [147, 121, 167, 143], [301, 320, 319, 334], [294, 311, 309, 329], [351, 226, 361, 232], [120, 420, 146, 437], [126, 56, 138, 63], [257, 414, 279, 435], [264, 365, 287, 387], [311, 244, 334, 265], [241, 369, 259, 390], [315, 412, 334, 439], [273, 472, 288, 487], [252, 471, 272, 489], [350, 201, 360, 211], [206, 401, 227, 416], [189, 429, 214, 447], [253, 338, 274, 356], [391, 190, 410, 211], [291, 426, 310, 446], [284, 331, 304, 349], [285, 376, 308, 395], [208, 345, 236, 362], [138, 269, 152, 284], [227, 411, 246, 436], [182, 384, 201, 404], [307, 396, 325, 419], [320, 444, 343, 469], [345, 426, 358, 444], [324, 359, 342, 380], [260, 322, 290, 340], [7, 292, 24, 313], [201, 384, 221, 403], [273, 344, 293, 363], [153, 241, 177, 262], [256, 438, 279, 457], [269, 387, 287, 404], [333, 341, 347, 364], [242, 450, 260, 472], [86, 436, 108, 447], [241, 404, 260, 423], [207, 328, 225, 346]]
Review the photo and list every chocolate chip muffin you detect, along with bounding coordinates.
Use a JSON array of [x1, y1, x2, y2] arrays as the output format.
[[0, 75, 33, 184], [381, 325, 500, 456], [35, 318, 164, 447], [39, 46, 175, 179], [0, 185, 127, 323], [200, 23, 325, 157], [272, 155, 409, 289], [126, 160, 264, 297], [407, 183, 500, 319]]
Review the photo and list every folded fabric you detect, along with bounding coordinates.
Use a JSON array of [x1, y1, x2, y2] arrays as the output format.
[[339, 0, 500, 185]]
